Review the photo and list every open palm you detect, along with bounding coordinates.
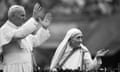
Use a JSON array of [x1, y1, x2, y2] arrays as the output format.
[[39, 13, 52, 28], [96, 49, 109, 57]]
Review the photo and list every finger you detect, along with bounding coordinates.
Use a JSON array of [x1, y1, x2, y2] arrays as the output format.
[[101, 50, 109, 55], [99, 49, 106, 52], [106, 49, 109, 52], [38, 17, 42, 22], [36, 3, 40, 8], [101, 48, 106, 51], [34, 3, 40, 10], [44, 13, 52, 21], [98, 49, 104, 51], [39, 4, 42, 9], [34, 3, 40, 12], [38, 4, 42, 11], [104, 49, 110, 53]]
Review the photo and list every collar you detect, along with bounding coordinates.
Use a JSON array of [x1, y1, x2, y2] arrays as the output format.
[[6, 20, 18, 29]]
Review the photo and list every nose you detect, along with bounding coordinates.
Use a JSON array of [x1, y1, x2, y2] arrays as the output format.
[[21, 16, 26, 21], [79, 38, 83, 42], [23, 16, 26, 20]]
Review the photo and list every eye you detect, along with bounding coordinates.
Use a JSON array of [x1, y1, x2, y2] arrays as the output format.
[[76, 36, 81, 39], [76, 36, 83, 39], [21, 14, 25, 17]]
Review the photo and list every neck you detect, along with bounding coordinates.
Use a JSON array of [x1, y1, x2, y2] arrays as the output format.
[[70, 44, 81, 50], [7, 20, 18, 29], [9, 18, 21, 27]]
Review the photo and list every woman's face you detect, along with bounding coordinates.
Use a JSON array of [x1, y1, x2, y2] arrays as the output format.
[[69, 33, 83, 48]]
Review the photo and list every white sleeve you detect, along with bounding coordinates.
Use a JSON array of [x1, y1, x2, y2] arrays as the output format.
[[27, 27, 50, 48], [13, 17, 38, 39], [84, 51, 102, 71]]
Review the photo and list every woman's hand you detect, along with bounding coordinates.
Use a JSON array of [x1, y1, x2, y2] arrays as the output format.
[[96, 49, 109, 58]]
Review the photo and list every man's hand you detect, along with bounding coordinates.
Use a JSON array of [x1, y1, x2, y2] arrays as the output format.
[[39, 13, 52, 29], [33, 3, 45, 21], [96, 49, 109, 57]]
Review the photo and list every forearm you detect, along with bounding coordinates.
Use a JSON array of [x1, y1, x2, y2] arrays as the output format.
[[13, 17, 38, 39], [86, 56, 102, 71], [32, 27, 50, 47], [83, 51, 102, 71]]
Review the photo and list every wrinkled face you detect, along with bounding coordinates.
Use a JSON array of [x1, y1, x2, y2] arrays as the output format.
[[69, 33, 83, 48], [14, 9, 26, 26]]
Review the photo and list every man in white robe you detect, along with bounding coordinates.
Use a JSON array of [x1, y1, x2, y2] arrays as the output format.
[[0, 3, 51, 72], [50, 28, 109, 71]]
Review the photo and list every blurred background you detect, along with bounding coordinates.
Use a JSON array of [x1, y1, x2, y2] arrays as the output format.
[[0, 0, 120, 71]]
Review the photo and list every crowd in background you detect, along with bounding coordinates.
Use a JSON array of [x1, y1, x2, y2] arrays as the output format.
[[0, 0, 119, 27], [0, 0, 120, 26]]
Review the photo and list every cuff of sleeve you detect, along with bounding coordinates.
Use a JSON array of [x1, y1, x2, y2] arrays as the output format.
[[39, 26, 50, 34], [22, 17, 39, 32], [97, 57, 102, 65], [29, 17, 38, 27]]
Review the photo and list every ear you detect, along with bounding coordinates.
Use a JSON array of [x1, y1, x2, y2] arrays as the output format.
[[8, 12, 16, 20]]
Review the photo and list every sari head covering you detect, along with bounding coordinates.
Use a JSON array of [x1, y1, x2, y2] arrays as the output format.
[[50, 28, 89, 70]]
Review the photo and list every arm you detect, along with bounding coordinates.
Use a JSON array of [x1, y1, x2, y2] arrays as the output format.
[[85, 49, 109, 70], [80, 44, 102, 71], [27, 27, 50, 47], [28, 12, 52, 47], [84, 51, 102, 71], [13, 17, 38, 39]]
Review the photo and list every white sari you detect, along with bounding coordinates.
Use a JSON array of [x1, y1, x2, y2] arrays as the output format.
[[50, 28, 101, 71]]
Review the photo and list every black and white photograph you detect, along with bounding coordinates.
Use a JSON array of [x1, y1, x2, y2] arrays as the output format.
[[0, 0, 120, 72]]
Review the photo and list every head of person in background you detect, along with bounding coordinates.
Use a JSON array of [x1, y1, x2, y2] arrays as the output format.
[[8, 5, 26, 27]]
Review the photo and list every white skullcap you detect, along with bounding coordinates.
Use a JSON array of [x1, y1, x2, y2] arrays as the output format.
[[8, 5, 25, 17]]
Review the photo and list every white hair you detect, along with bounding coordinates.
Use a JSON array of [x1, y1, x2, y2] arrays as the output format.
[[8, 5, 25, 17]]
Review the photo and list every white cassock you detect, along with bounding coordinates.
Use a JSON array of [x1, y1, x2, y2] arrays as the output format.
[[0, 17, 50, 72], [50, 28, 102, 71]]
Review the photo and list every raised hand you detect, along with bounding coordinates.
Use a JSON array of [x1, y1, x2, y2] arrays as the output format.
[[39, 13, 52, 29], [33, 3, 45, 21], [96, 49, 109, 57]]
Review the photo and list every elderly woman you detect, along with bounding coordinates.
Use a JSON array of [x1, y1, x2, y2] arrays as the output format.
[[50, 28, 109, 71]]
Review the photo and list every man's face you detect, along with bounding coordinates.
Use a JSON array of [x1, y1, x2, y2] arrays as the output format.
[[14, 9, 26, 26], [69, 33, 83, 48]]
